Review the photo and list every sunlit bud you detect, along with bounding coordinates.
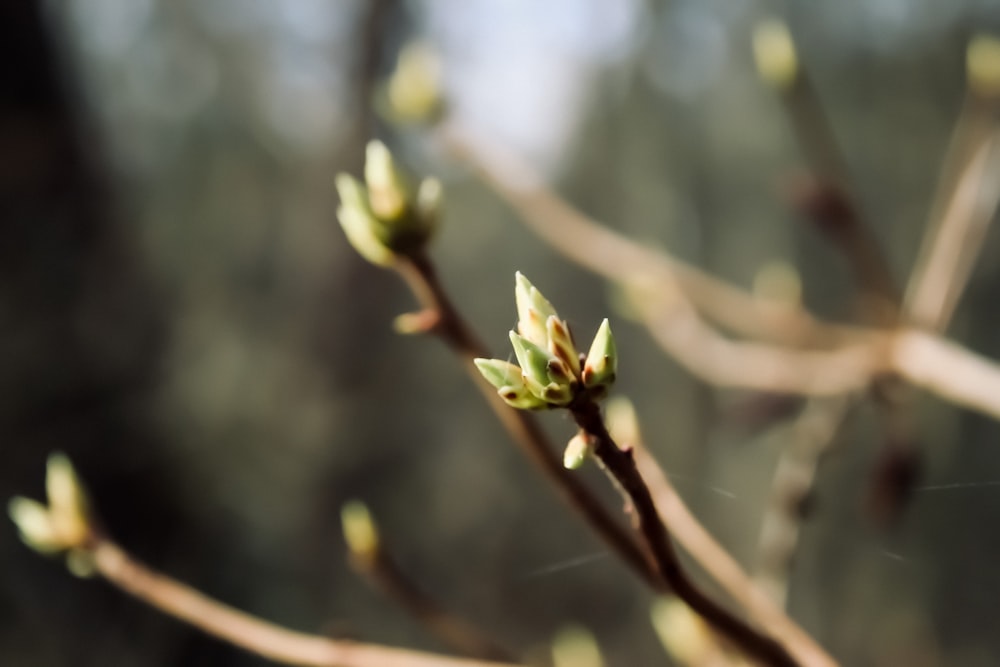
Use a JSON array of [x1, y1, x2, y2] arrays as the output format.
[[563, 433, 591, 470], [552, 625, 604, 667], [364, 140, 411, 221], [753, 19, 798, 90], [386, 40, 444, 124], [497, 384, 550, 410], [341, 500, 380, 558], [8, 497, 61, 554], [582, 319, 617, 389], [335, 174, 395, 267], [515, 272, 558, 347], [474, 358, 524, 391], [509, 331, 555, 393], [606, 397, 641, 448], [546, 316, 581, 377], [968, 34, 1000, 97], [650, 597, 715, 665], [46, 453, 90, 548], [415, 177, 443, 230]]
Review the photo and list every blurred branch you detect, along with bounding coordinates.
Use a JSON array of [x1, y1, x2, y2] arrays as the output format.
[[608, 401, 838, 667], [569, 399, 799, 667], [904, 132, 1000, 329], [90, 538, 521, 667], [438, 124, 1000, 422], [341, 502, 515, 663]]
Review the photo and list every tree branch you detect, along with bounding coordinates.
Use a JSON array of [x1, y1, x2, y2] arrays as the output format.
[[90, 538, 522, 667]]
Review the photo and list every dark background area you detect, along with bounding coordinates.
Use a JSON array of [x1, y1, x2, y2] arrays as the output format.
[[4, 1, 1000, 665]]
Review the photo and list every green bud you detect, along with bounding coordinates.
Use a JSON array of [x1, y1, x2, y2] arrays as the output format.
[[341, 500, 380, 558], [335, 174, 395, 266], [563, 433, 591, 470], [552, 624, 604, 667], [8, 497, 61, 554], [474, 358, 524, 391], [475, 358, 549, 409], [541, 381, 574, 406], [415, 177, 443, 230], [46, 453, 90, 548], [8, 453, 94, 558], [582, 318, 617, 389], [753, 19, 798, 90], [515, 272, 559, 347], [365, 140, 410, 221], [546, 315, 581, 378], [497, 385, 550, 410], [509, 330, 555, 394]]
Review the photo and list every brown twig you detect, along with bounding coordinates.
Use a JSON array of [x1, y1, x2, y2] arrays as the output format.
[[90, 538, 522, 667], [568, 398, 799, 667], [347, 533, 515, 662], [622, 425, 837, 667], [391, 251, 659, 588]]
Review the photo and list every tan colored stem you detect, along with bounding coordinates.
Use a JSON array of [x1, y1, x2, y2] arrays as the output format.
[[91, 540, 521, 667]]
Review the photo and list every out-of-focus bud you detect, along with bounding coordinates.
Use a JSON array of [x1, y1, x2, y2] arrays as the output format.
[[968, 34, 1000, 97], [335, 141, 441, 266], [8, 498, 61, 554], [650, 597, 715, 666], [335, 174, 396, 266], [385, 40, 445, 124], [753, 19, 798, 90], [605, 397, 641, 448], [552, 625, 604, 667], [341, 500, 380, 559], [582, 319, 617, 389], [46, 453, 91, 548], [8, 453, 94, 561], [365, 140, 411, 222], [415, 177, 444, 232], [563, 433, 591, 470]]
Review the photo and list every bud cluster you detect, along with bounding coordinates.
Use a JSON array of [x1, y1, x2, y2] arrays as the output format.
[[8, 453, 96, 576], [474, 273, 618, 412], [335, 140, 443, 266]]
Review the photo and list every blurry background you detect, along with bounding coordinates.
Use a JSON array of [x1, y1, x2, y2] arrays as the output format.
[[3, 0, 1000, 664]]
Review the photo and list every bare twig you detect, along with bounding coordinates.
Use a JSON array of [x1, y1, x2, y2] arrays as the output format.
[[391, 252, 659, 588], [346, 522, 515, 662], [628, 431, 837, 667], [904, 132, 1000, 329], [90, 538, 522, 667], [568, 399, 799, 667]]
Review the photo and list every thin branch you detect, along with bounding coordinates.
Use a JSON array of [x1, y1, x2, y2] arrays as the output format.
[[904, 131, 1000, 329], [347, 532, 515, 662], [630, 436, 838, 667], [568, 399, 799, 667], [391, 252, 659, 588], [438, 123, 866, 350], [90, 538, 522, 667]]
